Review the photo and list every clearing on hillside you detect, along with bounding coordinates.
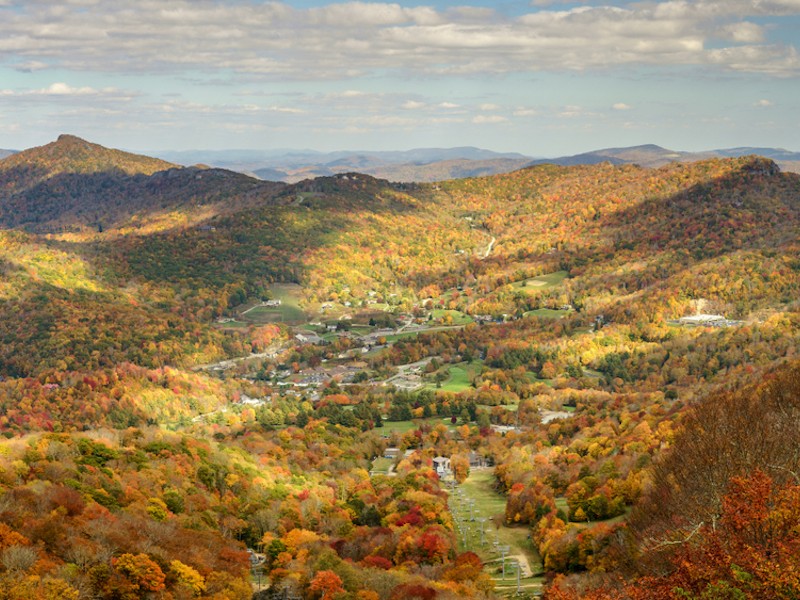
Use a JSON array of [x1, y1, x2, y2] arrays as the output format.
[[425, 361, 482, 392], [449, 469, 544, 596], [523, 307, 570, 319], [241, 283, 307, 324], [512, 270, 568, 291]]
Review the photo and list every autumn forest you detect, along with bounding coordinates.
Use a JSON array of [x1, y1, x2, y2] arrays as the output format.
[[0, 134, 798, 599]]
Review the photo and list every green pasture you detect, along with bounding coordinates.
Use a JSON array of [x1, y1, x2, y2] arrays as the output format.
[[430, 309, 474, 325], [241, 284, 307, 324], [513, 270, 568, 291], [214, 320, 250, 329], [477, 403, 519, 412], [380, 417, 458, 435], [370, 457, 394, 474], [425, 361, 482, 392], [348, 325, 374, 334], [437, 365, 472, 392], [523, 308, 569, 319], [382, 331, 422, 343], [380, 420, 418, 434]]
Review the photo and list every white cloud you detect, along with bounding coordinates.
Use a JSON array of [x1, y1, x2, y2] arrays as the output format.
[[479, 103, 500, 111], [38, 82, 97, 95], [268, 106, 305, 114], [0, 82, 132, 100], [755, 99, 773, 107], [402, 100, 426, 110], [717, 21, 764, 43], [707, 44, 800, 76], [472, 115, 508, 124], [559, 105, 586, 118], [0, 0, 795, 80], [612, 102, 632, 110]]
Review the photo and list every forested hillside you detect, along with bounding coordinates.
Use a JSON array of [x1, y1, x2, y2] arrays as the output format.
[[0, 135, 280, 233], [0, 137, 798, 599]]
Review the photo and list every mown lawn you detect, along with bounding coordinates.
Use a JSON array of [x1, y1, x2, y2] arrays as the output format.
[[513, 270, 569, 291], [430, 309, 474, 325], [438, 365, 471, 392], [214, 320, 250, 329], [243, 284, 307, 323], [370, 457, 394, 474], [425, 361, 482, 392], [380, 417, 456, 434], [382, 331, 422, 343], [523, 308, 569, 319]]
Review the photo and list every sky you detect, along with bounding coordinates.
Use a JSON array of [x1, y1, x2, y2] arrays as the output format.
[[0, 0, 798, 156]]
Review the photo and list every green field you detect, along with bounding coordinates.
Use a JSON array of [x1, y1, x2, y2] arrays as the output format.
[[370, 457, 394, 474], [430, 309, 474, 325], [380, 420, 418, 434], [380, 417, 457, 434], [477, 403, 519, 412], [242, 284, 307, 324], [214, 320, 250, 329], [426, 361, 481, 392], [381, 331, 422, 343], [438, 365, 472, 392], [513, 270, 568, 291], [523, 308, 569, 319], [450, 470, 544, 595]]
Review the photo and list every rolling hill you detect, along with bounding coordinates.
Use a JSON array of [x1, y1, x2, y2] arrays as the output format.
[[153, 143, 800, 183], [0, 134, 284, 232], [0, 134, 174, 180], [158, 146, 531, 182], [2, 136, 797, 323], [527, 143, 800, 173], [0, 136, 799, 598]]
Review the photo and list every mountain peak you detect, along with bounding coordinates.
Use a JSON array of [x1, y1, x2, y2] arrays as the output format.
[[1, 135, 176, 179], [56, 133, 85, 143]]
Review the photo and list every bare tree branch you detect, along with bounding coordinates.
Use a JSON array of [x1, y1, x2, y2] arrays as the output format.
[[646, 520, 705, 551]]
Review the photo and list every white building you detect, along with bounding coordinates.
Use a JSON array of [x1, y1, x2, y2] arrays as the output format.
[[432, 456, 451, 476]]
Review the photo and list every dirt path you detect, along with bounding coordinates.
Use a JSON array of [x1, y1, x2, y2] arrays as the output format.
[[484, 553, 533, 577], [508, 553, 533, 577], [480, 235, 496, 259]]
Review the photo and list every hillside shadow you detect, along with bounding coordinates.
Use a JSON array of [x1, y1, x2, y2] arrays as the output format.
[[9, 157, 797, 326], [417, 157, 799, 321], [0, 165, 278, 232], [548, 158, 799, 317], [29, 170, 425, 296]]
